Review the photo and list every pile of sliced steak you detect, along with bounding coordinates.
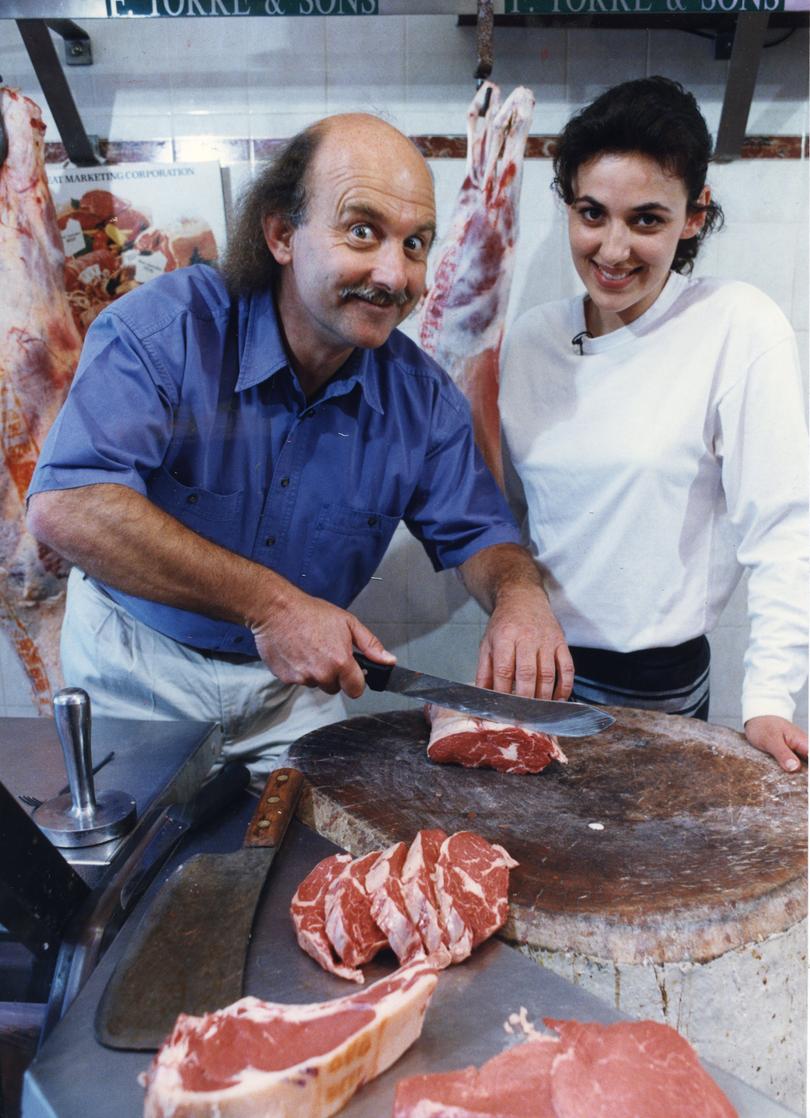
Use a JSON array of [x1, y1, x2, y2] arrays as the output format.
[[426, 704, 567, 775], [291, 830, 518, 981], [393, 1017, 738, 1118], [142, 960, 438, 1118]]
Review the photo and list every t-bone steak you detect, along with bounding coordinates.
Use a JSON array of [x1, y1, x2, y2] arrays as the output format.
[[142, 960, 438, 1118]]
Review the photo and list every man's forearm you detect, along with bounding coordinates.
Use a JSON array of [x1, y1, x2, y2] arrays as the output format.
[[459, 542, 547, 614], [26, 483, 287, 629]]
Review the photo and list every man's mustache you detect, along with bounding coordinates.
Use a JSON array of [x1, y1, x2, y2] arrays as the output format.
[[339, 284, 410, 308]]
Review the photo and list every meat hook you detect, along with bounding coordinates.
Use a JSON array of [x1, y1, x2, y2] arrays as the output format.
[[474, 0, 494, 115]]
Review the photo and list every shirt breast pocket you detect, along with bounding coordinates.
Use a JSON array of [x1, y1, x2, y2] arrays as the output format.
[[148, 466, 246, 547], [301, 503, 399, 606]]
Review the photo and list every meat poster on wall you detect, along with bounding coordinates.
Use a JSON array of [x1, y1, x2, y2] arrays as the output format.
[[45, 161, 226, 336]]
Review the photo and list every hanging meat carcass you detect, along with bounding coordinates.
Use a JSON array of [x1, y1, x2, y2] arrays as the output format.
[[418, 82, 534, 489], [0, 88, 83, 712]]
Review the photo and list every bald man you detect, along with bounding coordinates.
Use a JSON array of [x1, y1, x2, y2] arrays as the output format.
[[27, 114, 572, 774]]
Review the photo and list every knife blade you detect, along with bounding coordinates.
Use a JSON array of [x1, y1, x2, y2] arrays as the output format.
[[94, 766, 304, 1050], [354, 653, 614, 737]]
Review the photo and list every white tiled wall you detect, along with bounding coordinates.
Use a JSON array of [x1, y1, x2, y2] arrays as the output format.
[[0, 14, 807, 730]]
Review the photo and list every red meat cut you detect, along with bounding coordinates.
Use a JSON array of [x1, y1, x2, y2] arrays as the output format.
[[401, 829, 450, 965], [289, 852, 364, 983], [142, 959, 438, 1118], [546, 1017, 738, 1118], [291, 831, 519, 979], [324, 850, 388, 969], [365, 842, 425, 965], [393, 1019, 738, 1118], [426, 705, 567, 775], [434, 831, 519, 963], [393, 1036, 559, 1117]]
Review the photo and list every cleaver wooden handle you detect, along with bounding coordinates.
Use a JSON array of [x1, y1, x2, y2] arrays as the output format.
[[245, 767, 305, 849]]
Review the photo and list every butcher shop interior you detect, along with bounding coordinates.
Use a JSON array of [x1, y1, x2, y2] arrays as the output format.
[[0, 3, 808, 1117]]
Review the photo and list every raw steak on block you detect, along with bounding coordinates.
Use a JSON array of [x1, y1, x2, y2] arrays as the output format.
[[426, 705, 567, 776], [546, 1018, 738, 1118], [401, 828, 450, 964], [142, 960, 438, 1118], [366, 842, 425, 965], [393, 1035, 559, 1117], [324, 850, 388, 969], [434, 832, 518, 963], [290, 852, 363, 983]]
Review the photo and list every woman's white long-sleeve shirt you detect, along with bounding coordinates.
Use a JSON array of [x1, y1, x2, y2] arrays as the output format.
[[500, 272, 808, 723]]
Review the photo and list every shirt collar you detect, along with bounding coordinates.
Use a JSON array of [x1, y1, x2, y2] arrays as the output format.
[[572, 270, 689, 355], [235, 286, 384, 414]]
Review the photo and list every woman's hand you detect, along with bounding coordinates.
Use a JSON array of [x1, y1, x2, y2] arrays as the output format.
[[744, 715, 807, 772]]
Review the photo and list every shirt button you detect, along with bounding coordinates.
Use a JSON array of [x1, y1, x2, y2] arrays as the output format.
[[280, 477, 290, 488], [187, 494, 198, 504], [367, 516, 378, 527], [266, 536, 276, 547]]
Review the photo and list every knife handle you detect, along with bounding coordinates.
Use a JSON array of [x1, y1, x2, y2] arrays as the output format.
[[246, 767, 304, 849], [353, 652, 395, 691]]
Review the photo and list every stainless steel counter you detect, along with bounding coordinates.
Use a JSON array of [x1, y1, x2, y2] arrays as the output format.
[[21, 808, 801, 1118]]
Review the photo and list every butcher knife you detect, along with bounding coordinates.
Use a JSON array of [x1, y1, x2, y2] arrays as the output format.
[[354, 653, 614, 737], [94, 766, 304, 1050]]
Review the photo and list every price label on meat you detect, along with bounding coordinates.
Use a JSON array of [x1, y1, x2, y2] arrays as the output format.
[[46, 161, 226, 338]]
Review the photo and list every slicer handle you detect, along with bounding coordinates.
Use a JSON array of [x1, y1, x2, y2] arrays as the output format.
[[53, 687, 96, 817], [353, 652, 394, 691]]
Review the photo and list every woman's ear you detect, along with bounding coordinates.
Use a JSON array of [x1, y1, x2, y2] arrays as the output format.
[[262, 214, 295, 266], [681, 186, 711, 240]]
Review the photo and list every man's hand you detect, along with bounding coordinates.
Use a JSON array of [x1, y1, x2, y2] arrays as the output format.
[[744, 715, 807, 773], [460, 543, 573, 701], [251, 584, 395, 698], [475, 585, 573, 700]]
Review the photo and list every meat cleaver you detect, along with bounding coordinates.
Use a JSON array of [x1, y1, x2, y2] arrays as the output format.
[[354, 653, 614, 737], [94, 767, 304, 1050]]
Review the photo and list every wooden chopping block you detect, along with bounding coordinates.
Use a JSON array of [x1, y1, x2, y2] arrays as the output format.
[[290, 707, 807, 965]]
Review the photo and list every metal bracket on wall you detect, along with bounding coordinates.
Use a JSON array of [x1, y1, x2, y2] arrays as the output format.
[[15, 17, 102, 165], [713, 12, 770, 162], [46, 18, 93, 66]]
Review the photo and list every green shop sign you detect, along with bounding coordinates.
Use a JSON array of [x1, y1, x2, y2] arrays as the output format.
[[507, 0, 787, 10], [106, 0, 378, 15]]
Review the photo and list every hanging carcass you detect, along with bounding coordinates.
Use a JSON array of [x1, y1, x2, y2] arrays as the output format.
[[418, 82, 534, 489], [0, 87, 83, 711]]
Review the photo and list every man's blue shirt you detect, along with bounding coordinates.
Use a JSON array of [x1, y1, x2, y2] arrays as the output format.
[[29, 264, 520, 656]]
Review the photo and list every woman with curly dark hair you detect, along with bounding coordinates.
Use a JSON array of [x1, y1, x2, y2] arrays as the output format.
[[500, 77, 807, 772]]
